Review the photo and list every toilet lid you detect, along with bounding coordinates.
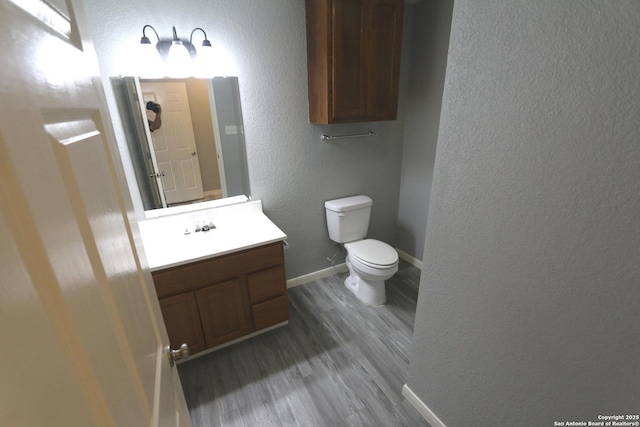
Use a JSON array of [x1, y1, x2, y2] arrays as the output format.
[[346, 239, 398, 267]]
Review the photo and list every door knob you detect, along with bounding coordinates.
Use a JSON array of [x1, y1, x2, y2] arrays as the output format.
[[191, 151, 197, 156], [167, 343, 189, 366]]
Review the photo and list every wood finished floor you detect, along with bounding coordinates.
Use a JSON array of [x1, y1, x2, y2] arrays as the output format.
[[178, 261, 430, 427]]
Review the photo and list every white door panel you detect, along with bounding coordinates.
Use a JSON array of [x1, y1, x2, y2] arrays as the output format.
[[141, 81, 204, 205], [0, 203, 97, 426], [0, 1, 191, 425]]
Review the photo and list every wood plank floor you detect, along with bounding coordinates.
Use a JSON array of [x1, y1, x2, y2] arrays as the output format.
[[178, 260, 430, 427]]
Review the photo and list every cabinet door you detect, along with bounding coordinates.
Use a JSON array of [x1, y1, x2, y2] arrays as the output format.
[[195, 279, 251, 348], [365, 0, 404, 120], [159, 293, 206, 355], [332, 0, 368, 121], [306, 0, 403, 123]]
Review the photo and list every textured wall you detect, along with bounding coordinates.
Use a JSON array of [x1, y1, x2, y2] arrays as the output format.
[[83, 0, 411, 278], [408, 1, 640, 425], [396, 0, 453, 260]]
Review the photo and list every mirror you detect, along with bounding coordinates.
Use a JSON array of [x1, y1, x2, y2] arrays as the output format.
[[111, 76, 250, 212]]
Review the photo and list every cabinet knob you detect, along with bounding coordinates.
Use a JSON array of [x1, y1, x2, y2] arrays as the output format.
[[167, 343, 189, 366]]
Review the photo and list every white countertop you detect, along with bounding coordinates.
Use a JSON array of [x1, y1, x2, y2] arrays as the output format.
[[138, 200, 287, 271]]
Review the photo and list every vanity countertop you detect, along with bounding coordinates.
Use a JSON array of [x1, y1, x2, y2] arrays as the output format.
[[138, 200, 287, 272]]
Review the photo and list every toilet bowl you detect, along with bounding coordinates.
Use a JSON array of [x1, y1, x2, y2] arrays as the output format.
[[344, 239, 398, 306], [324, 195, 399, 306]]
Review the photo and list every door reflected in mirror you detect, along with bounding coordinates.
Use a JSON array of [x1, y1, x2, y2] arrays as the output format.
[[111, 76, 250, 212]]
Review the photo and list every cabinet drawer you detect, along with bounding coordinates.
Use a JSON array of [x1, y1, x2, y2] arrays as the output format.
[[252, 295, 289, 331], [247, 265, 286, 303], [153, 242, 284, 298]]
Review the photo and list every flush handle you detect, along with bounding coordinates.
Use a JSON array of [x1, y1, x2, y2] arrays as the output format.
[[167, 343, 189, 367]]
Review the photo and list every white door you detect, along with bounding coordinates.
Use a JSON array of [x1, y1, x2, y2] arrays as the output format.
[[141, 81, 204, 205], [0, 1, 191, 426]]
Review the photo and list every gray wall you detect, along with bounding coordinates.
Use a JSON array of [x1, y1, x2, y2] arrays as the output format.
[[84, 0, 410, 279], [396, 0, 453, 260], [408, 1, 640, 425], [211, 77, 249, 197]]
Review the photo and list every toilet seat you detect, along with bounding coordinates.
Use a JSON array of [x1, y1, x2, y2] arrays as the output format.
[[345, 239, 398, 268]]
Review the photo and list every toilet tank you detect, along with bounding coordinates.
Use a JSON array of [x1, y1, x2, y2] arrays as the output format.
[[325, 195, 372, 243]]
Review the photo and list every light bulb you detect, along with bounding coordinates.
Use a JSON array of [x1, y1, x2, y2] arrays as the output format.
[[137, 43, 163, 78], [167, 40, 191, 63], [194, 46, 214, 78], [167, 41, 191, 77]]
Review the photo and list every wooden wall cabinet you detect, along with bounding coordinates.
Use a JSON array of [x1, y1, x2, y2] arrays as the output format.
[[305, 0, 404, 124], [152, 242, 288, 355]]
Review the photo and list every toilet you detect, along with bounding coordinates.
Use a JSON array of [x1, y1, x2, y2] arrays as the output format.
[[325, 195, 399, 306]]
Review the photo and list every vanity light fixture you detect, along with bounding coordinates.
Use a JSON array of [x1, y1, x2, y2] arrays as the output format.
[[140, 24, 212, 63]]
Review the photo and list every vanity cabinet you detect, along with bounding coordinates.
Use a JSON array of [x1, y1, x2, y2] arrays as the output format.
[[305, 0, 404, 123], [152, 242, 288, 354]]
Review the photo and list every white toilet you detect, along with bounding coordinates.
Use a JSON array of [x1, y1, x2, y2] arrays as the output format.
[[325, 195, 399, 306]]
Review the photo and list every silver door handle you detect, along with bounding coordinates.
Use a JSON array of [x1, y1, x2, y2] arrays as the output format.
[[167, 343, 189, 366]]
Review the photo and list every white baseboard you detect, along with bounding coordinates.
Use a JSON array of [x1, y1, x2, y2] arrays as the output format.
[[286, 249, 422, 289], [396, 248, 423, 270], [402, 384, 447, 427], [286, 263, 348, 288], [204, 189, 223, 199]]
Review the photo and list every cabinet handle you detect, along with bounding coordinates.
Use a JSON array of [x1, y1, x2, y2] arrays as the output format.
[[167, 343, 189, 367]]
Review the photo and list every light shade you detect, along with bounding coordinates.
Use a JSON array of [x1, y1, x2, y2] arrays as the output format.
[[136, 42, 163, 77], [167, 40, 191, 64], [167, 41, 191, 77]]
